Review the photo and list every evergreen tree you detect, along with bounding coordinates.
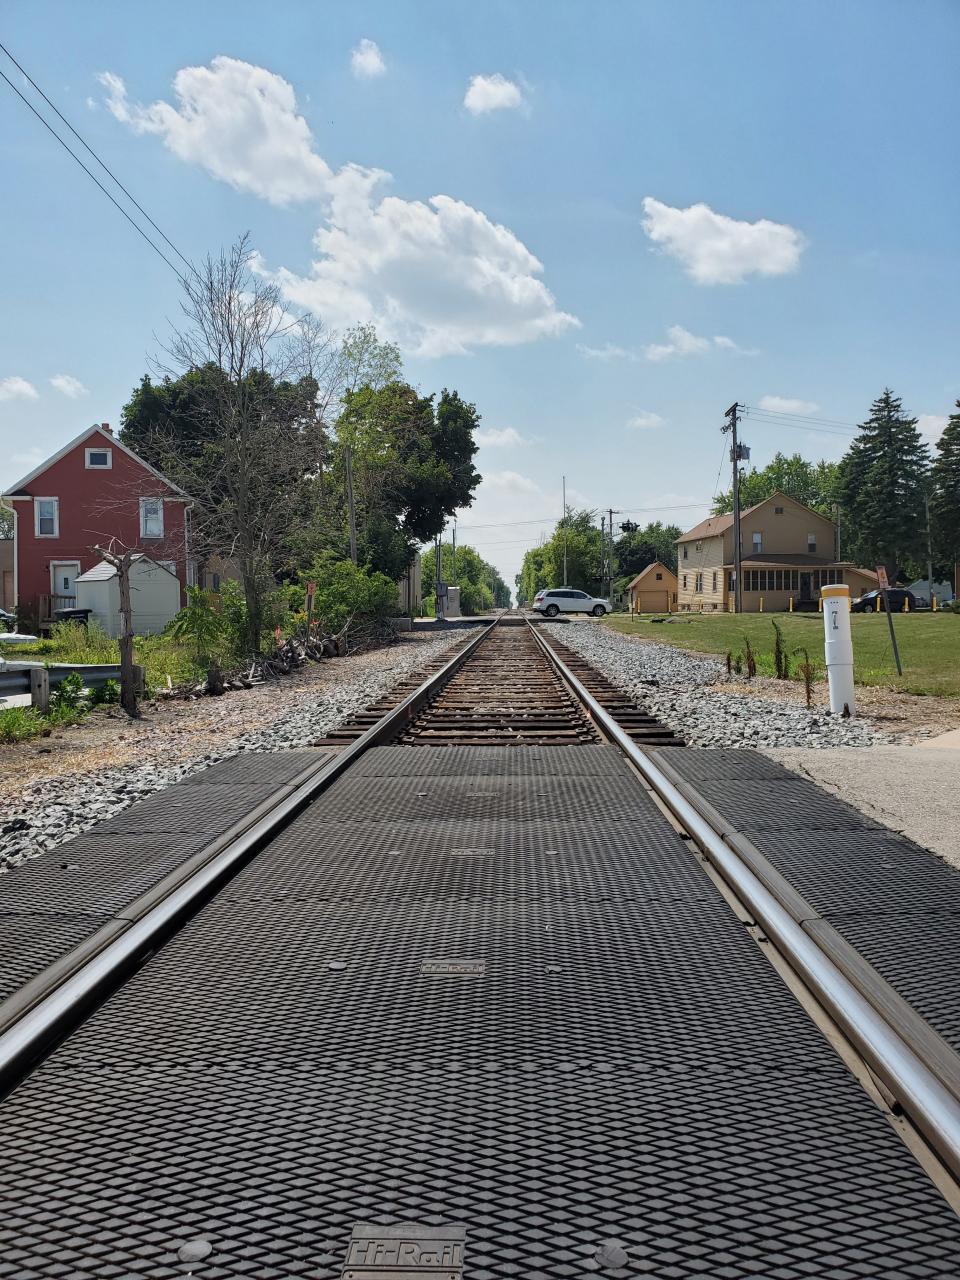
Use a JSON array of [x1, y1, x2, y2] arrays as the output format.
[[837, 389, 931, 580], [931, 401, 960, 572]]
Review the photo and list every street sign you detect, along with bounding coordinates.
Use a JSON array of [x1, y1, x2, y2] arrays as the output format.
[[875, 566, 889, 590]]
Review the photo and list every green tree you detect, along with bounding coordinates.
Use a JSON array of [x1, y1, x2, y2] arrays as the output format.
[[0, 504, 12, 540], [334, 382, 481, 578], [421, 542, 510, 614], [713, 452, 840, 516], [838, 389, 931, 580], [614, 521, 682, 577], [518, 509, 603, 604], [931, 401, 960, 573]]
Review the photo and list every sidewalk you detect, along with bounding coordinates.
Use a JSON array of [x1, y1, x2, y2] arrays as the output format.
[[767, 730, 959, 867]]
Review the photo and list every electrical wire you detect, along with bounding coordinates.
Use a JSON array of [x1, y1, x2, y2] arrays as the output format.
[[0, 41, 193, 272], [0, 59, 185, 280]]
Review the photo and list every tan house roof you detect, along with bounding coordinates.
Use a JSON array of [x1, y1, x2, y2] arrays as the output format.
[[677, 491, 835, 544], [626, 561, 676, 590], [677, 500, 766, 543]]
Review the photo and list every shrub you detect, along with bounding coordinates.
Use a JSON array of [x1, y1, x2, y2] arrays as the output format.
[[0, 706, 45, 743], [92, 677, 121, 705], [50, 670, 87, 712], [794, 647, 815, 708], [300, 557, 398, 635], [743, 636, 757, 679], [167, 587, 227, 664], [772, 621, 790, 680]]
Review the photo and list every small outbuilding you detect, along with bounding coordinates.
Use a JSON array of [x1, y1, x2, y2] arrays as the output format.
[[626, 561, 678, 613], [76, 554, 181, 637]]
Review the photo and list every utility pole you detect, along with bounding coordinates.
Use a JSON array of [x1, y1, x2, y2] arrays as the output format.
[[452, 520, 457, 584], [562, 474, 568, 586], [722, 403, 747, 613], [435, 534, 443, 620], [600, 515, 606, 596], [608, 507, 615, 601], [344, 445, 358, 566], [925, 492, 934, 606]]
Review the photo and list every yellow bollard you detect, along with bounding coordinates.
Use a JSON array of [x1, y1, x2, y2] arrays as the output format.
[[818, 597, 823, 612], [875, 598, 881, 613], [788, 596, 793, 612], [904, 595, 909, 613], [759, 596, 764, 612], [933, 595, 938, 611]]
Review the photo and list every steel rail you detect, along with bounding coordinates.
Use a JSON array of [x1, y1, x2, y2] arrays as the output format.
[[526, 619, 960, 1180], [0, 617, 498, 1091]]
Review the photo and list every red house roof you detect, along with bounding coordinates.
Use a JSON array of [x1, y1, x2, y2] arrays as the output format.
[[1, 424, 189, 500]]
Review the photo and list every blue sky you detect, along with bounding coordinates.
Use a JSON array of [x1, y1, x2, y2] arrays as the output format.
[[2, 0, 958, 588]]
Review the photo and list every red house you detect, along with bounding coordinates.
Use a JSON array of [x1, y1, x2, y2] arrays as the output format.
[[1, 424, 192, 626]]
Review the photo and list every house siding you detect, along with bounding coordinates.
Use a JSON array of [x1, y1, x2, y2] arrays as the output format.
[[7, 430, 188, 622], [677, 536, 727, 611]]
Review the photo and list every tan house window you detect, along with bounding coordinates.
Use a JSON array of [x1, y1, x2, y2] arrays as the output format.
[[682, 545, 688, 559], [752, 531, 762, 553], [712, 571, 717, 591], [695, 540, 702, 552], [655, 572, 662, 580], [682, 573, 687, 589], [774, 505, 784, 514], [694, 572, 703, 593], [808, 533, 817, 552]]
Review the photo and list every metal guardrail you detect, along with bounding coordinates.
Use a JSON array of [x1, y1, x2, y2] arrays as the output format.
[[0, 663, 122, 693]]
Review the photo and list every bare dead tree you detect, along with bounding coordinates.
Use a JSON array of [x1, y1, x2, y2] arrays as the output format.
[[153, 234, 338, 653], [93, 539, 138, 716]]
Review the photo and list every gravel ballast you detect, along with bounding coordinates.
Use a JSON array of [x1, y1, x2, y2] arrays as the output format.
[[0, 631, 463, 873], [547, 620, 888, 750]]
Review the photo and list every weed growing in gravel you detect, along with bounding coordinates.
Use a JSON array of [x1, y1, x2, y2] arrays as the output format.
[[0, 707, 44, 743]]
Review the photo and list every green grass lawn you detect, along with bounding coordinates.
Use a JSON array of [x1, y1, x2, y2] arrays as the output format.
[[603, 610, 960, 697]]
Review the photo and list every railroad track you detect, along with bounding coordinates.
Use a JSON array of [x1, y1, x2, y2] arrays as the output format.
[[1, 610, 960, 1277]]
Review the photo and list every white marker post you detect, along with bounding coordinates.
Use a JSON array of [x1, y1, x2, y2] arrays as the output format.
[[822, 584, 856, 716]]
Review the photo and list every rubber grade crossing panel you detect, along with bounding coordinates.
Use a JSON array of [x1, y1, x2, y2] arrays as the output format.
[[0, 746, 958, 1278]]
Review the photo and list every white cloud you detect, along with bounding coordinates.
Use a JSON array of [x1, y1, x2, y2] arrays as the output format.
[[644, 325, 755, 362], [641, 197, 806, 285], [918, 414, 948, 444], [483, 468, 540, 495], [464, 73, 524, 115], [49, 374, 89, 399], [351, 39, 386, 79], [102, 57, 576, 357], [475, 427, 525, 447], [758, 395, 820, 415], [577, 343, 640, 363], [0, 376, 39, 401], [627, 411, 664, 430], [99, 60, 339, 206]]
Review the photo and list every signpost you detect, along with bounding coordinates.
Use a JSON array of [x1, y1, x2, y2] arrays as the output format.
[[305, 581, 316, 634], [875, 565, 903, 676]]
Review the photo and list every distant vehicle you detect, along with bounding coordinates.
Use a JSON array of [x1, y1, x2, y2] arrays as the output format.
[[0, 607, 15, 632], [532, 588, 610, 617], [851, 588, 917, 613]]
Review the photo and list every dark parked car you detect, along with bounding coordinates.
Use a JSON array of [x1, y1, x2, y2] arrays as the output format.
[[851, 588, 917, 613]]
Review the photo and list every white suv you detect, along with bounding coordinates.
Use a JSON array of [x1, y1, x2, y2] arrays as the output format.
[[532, 589, 610, 617]]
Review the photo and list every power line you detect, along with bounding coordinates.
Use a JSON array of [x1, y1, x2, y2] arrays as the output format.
[[455, 502, 710, 531], [0, 41, 193, 272], [742, 405, 860, 433], [0, 58, 185, 280], [743, 414, 857, 439]]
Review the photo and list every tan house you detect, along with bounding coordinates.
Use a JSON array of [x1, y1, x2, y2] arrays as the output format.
[[676, 491, 877, 612], [626, 561, 678, 613]]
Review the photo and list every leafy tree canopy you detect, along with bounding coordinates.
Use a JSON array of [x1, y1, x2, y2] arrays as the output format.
[[421, 541, 511, 613], [614, 521, 682, 577], [713, 452, 840, 517]]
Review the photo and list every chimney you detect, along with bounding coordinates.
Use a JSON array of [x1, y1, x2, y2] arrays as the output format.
[[100, 422, 112, 435]]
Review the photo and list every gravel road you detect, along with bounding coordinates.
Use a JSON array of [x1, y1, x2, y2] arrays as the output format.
[[548, 620, 888, 749], [0, 631, 462, 873]]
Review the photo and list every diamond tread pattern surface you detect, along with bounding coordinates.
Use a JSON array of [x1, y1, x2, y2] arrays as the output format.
[[0, 751, 329, 1018], [351, 744, 632, 777], [657, 748, 960, 1056], [1, 746, 959, 1277]]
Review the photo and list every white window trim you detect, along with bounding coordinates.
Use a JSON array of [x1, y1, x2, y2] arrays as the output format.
[[34, 496, 59, 538], [84, 446, 113, 469], [139, 495, 164, 539]]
